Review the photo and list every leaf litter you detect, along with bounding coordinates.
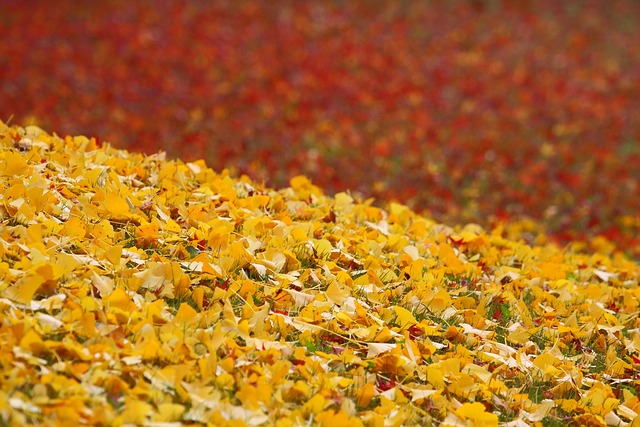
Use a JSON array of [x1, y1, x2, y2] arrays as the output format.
[[0, 122, 640, 426]]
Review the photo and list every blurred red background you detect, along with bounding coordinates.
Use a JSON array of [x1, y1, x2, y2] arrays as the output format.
[[1, 0, 639, 255]]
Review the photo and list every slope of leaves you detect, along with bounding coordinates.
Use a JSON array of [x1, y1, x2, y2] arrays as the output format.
[[1, 122, 640, 426], [1, 0, 640, 256]]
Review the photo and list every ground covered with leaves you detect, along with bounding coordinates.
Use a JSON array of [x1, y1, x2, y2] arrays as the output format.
[[2, 0, 640, 257], [1, 122, 640, 426]]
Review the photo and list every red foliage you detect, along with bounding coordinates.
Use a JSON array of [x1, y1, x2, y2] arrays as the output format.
[[2, 0, 639, 256]]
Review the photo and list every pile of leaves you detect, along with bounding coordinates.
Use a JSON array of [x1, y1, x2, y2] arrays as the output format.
[[2, 0, 640, 256], [1, 122, 640, 426]]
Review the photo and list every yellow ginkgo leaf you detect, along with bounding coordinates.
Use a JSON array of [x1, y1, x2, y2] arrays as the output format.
[[1, 151, 29, 176], [316, 409, 361, 427], [19, 328, 44, 354], [152, 403, 185, 422], [3, 274, 44, 305], [104, 286, 133, 312], [174, 302, 199, 327], [103, 245, 123, 266], [325, 281, 351, 306], [103, 192, 131, 218], [118, 399, 152, 425], [302, 394, 326, 416], [367, 343, 396, 358], [455, 402, 498, 426], [392, 305, 417, 328]]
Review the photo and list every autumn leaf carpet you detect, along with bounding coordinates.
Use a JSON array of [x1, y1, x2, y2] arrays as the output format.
[[1, 122, 639, 426]]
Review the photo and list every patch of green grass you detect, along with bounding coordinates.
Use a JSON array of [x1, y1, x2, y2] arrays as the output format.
[[527, 379, 553, 404]]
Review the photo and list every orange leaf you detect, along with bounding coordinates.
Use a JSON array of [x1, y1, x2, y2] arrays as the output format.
[[355, 382, 375, 408]]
